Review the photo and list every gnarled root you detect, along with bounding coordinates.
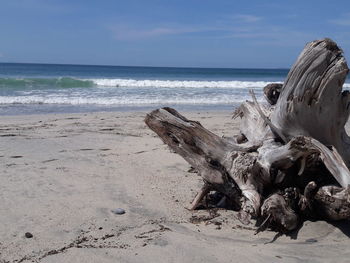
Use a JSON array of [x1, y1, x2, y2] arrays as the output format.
[[314, 185, 350, 220], [260, 191, 299, 232]]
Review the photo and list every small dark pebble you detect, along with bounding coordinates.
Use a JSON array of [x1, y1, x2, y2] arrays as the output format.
[[305, 238, 318, 243], [111, 208, 125, 215], [25, 232, 33, 238], [98, 227, 103, 230]]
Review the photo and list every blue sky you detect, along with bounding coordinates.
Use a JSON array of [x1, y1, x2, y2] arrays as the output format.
[[0, 0, 350, 68]]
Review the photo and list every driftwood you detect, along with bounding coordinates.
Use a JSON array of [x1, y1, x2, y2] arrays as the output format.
[[145, 38, 350, 233]]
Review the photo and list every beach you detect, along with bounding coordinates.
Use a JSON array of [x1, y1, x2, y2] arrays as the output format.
[[2, 0, 350, 261], [1, 110, 350, 263]]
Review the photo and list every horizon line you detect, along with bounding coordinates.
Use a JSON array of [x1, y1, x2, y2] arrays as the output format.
[[0, 61, 290, 70]]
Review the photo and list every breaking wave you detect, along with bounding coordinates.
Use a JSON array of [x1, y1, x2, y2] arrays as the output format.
[[0, 95, 262, 105], [0, 77, 282, 89], [89, 78, 279, 89], [2, 77, 349, 90]]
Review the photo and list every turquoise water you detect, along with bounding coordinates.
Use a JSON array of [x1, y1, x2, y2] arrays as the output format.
[[0, 62, 338, 115]]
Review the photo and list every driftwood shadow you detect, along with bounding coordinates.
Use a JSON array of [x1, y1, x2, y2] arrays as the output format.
[[330, 220, 350, 238]]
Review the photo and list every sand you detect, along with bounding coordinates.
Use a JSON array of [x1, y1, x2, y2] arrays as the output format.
[[1, 110, 350, 263]]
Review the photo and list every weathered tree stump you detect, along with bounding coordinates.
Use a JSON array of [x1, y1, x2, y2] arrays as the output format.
[[145, 38, 350, 232]]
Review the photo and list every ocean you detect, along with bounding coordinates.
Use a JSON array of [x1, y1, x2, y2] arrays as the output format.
[[0, 63, 347, 115]]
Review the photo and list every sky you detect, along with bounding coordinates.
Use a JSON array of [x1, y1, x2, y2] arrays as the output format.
[[0, 0, 350, 68]]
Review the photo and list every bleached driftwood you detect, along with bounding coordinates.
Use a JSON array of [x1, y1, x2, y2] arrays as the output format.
[[145, 39, 350, 232]]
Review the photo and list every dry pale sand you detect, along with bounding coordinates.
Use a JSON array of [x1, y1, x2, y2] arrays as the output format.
[[0, 110, 350, 263]]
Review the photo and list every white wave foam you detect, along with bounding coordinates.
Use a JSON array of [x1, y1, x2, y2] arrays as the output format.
[[0, 95, 263, 105], [87, 78, 280, 89]]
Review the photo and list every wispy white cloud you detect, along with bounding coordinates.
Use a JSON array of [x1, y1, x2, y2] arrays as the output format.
[[110, 26, 195, 40], [108, 13, 315, 47], [110, 25, 220, 40], [329, 13, 350, 26], [109, 13, 264, 40], [231, 14, 262, 23], [109, 23, 313, 47]]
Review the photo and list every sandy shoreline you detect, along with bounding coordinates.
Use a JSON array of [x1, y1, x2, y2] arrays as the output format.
[[1, 110, 350, 262]]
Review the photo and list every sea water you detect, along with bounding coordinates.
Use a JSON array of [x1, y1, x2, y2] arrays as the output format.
[[0, 63, 347, 115]]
